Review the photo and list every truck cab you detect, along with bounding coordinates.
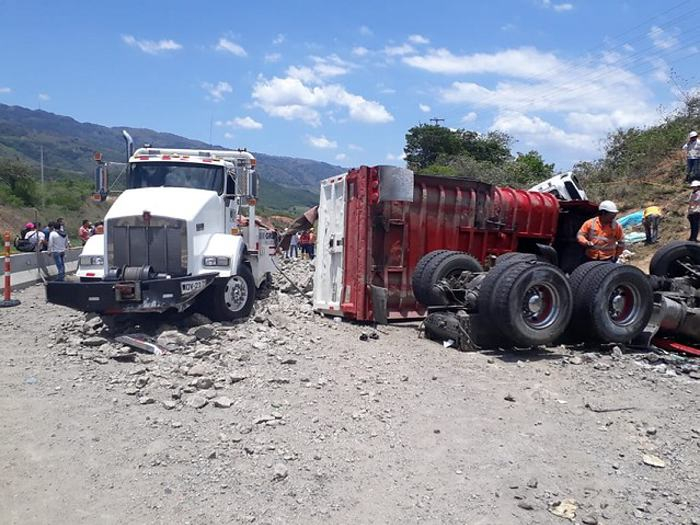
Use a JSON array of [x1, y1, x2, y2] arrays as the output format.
[[48, 148, 277, 321]]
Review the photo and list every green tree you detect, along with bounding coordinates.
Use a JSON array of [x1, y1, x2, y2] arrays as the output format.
[[404, 125, 513, 171], [0, 159, 37, 206], [504, 150, 555, 186]]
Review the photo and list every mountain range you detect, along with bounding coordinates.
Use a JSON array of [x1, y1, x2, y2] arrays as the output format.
[[0, 103, 347, 211]]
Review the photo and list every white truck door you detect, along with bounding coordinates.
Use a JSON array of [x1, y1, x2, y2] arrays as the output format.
[[313, 174, 347, 314]]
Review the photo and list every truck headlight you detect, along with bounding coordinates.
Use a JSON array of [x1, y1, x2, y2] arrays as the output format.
[[79, 256, 104, 266], [203, 256, 231, 267]]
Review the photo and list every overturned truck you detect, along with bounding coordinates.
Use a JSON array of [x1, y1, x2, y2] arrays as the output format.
[[312, 166, 699, 349]]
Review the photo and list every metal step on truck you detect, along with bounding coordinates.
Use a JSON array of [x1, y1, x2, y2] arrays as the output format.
[[46, 133, 277, 321], [312, 166, 699, 351]]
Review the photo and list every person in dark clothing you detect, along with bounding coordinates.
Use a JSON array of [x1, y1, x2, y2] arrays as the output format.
[[688, 180, 700, 242]]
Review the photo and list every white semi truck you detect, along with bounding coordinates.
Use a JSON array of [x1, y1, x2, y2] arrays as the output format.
[[46, 134, 276, 321]]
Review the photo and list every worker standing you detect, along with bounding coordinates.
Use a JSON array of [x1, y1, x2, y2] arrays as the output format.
[[47, 223, 70, 281], [688, 180, 700, 242], [78, 219, 92, 245], [683, 131, 700, 182], [577, 201, 625, 261], [642, 204, 662, 245]]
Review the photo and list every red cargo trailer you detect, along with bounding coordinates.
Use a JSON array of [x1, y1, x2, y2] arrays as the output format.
[[313, 166, 589, 323]]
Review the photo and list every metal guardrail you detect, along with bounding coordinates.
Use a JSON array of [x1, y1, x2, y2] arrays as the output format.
[[0, 248, 81, 290]]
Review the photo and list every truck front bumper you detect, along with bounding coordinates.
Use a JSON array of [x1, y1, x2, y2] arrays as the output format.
[[46, 273, 218, 314]]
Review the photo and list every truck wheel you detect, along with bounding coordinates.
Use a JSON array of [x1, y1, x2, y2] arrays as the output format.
[[494, 252, 538, 266], [567, 261, 615, 336], [487, 262, 573, 346], [207, 265, 256, 321], [412, 251, 483, 306], [649, 241, 700, 278], [574, 264, 652, 343]]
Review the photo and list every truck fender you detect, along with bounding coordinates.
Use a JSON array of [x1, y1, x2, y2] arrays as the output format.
[[201, 233, 246, 278]]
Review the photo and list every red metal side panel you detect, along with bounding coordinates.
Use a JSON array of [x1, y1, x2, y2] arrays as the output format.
[[339, 170, 560, 322]]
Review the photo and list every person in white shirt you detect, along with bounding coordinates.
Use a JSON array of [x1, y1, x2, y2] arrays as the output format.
[[47, 221, 70, 281], [682, 131, 700, 182], [24, 224, 46, 250]]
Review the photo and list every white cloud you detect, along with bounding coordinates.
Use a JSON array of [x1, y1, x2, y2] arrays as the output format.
[[461, 111, 477, 123], [386, 152, 406, 161], [287, 54, 354, 83], [384, 43, 415, 56], [273, 33, 285, 45], [348, 144, 363, 151], [359, 25, 373, 36], [252, 76, 393, 126], [264, 52, 282, 63], [553, 3, 573, 12], [492, 111, 595, 151], [540, 0, 574, 12], [217, 116, 263, 129], [419, 103, 431, 113], [649, 57, 670, 83], [224, 132, 235, 139], [335, 153, 348, 161], [501, 23, 517, 31], [307, 135, 338, 149], [0, 87, 11, 94], [352, 46, 369, 57], [404, 47, 562, 77], [201, 81, 233, 102], [38, 93, 50, 101], [215, 37, 247, 57], [122, 34, 182, 54], [408, 34, 430, 45], [379, 87, 396, 94], [648, 25, 678, 50]]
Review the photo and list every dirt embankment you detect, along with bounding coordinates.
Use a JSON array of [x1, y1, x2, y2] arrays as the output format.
[[0, 260, 698, 524]]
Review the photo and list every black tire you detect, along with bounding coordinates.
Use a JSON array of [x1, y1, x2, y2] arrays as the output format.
[[567, 261, 616, 336], [412, 251, 482, 306], [574, 264, 653, 343], [485, 262, 573, 346], [494, 252, 538, 266], [205, 264, 256, 321], [649, 241, 700, 278]]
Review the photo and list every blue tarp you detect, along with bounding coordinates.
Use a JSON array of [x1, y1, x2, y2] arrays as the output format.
[[624, 232, 647, 244], [618, 210, 644, 229]]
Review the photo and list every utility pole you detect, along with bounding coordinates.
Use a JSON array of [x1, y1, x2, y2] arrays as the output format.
[[429, 118, 445, 126], [40, 145, 45, 208]]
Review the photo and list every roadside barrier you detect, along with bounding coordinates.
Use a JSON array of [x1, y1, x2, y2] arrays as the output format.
[[1, 231, 20, 307]]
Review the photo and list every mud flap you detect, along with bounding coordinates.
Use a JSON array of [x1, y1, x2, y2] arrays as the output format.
[[370, 285, 388, 325]]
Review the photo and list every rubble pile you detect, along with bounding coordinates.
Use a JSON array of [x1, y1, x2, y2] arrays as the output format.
[[48, 259, 321, 413]]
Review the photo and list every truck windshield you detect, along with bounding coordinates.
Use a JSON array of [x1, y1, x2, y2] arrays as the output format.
[[128, 162, 224, 194]]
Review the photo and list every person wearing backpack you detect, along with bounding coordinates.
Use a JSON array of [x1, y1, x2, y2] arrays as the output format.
[[23, 223, 46, 251]]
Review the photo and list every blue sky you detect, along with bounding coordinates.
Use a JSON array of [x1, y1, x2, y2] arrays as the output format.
[[1, 0, 699, 174]]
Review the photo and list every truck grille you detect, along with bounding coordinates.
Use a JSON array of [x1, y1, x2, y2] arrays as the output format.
[[107, 216, 187, 276]]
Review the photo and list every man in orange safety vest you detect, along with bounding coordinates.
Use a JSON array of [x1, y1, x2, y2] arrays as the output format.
[[577, 200, 626, 262]]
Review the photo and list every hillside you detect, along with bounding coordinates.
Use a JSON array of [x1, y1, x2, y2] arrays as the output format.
[[0, 103, 344, 193], [573, 97, 700, 265]]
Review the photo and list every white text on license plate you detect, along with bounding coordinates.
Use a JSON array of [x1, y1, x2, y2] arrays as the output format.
[[181, 279, 206, 295]]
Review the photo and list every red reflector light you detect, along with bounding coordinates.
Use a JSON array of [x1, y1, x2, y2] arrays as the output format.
[[161, 155, 171, 160], [86, 272, 95, 276], [138, 156, 149, 160]]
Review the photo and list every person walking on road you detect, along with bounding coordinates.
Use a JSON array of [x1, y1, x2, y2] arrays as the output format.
[[683, 131, 700, 182], [577, 200, 625, 262], [642, 203, 662, 245], [48, 221, 70, 281], [688, 180, 700, 242]]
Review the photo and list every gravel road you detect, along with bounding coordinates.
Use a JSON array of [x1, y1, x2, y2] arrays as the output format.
[[1, 261, 698, 524]]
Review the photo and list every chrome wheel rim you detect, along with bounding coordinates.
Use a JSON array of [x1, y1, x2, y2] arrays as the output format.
[[224, 275, 248, 312]]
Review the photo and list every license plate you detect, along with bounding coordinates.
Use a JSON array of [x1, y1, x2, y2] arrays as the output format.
[[181, 279, 206, 295]]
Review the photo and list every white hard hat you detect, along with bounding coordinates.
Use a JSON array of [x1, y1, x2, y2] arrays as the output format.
[[690, 131, 698, 138], [691, 180, 700, 187], [598, 200, 619, 213]]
